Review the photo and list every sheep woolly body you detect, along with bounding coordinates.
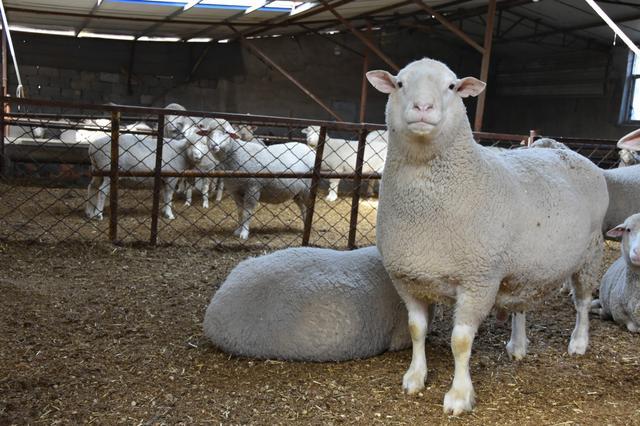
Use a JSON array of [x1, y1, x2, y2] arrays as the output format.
[[210, 136, 315, 239], [593, 214, 640, 332], [85, 118, 225, 220], [368, 58, 607, 415], [203, 246, 411, 361], [301, 126, 387, 201]]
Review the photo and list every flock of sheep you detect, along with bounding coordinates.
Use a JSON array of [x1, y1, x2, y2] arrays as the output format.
[[203, 58, 640, 416], [77, 104, 388, 240]]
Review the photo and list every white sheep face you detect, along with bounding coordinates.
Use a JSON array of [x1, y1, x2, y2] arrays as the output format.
[[184, 118, 233, 164], [366, 58, 485, 141], [607, 213, 640, 271]]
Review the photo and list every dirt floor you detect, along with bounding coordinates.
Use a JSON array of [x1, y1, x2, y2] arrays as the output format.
[[2, 183, 640, 424]]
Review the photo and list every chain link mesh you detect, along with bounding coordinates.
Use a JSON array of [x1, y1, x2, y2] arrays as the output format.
[[0, 98, 622, 249]]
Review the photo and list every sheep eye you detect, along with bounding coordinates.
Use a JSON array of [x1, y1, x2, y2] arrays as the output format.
[[448, 83, 455, 90], [626, 228, 631, 233], [397, 81, 403, 88]]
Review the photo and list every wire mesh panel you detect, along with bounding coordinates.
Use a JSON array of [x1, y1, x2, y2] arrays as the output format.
[[0, 97, 622, 249]]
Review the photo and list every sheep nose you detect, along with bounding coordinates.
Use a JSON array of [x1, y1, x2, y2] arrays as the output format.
[[196, 129, 211, 137], [412, 102, 434, 113]]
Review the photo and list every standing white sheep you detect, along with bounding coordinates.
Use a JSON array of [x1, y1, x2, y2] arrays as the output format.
[[203, 246, 411, 361], [592, 213, 640, 332], [367, 58, 607, 415], [85, 118, 224, 220], [301, 126, 386, 202], [602, 129, 640, 232], [208, 132, 315, 240]]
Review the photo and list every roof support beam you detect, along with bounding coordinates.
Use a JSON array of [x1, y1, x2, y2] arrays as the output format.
[[317, 0, 399, 72], [74, 0, 104, 36], [474, 0, 496, 132], [412, 0, 484, 53], [297, 23, 364, 57], [229, 26, 344, 122]]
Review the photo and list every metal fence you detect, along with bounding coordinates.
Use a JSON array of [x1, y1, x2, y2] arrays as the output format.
[[0, 97, 622, 249]]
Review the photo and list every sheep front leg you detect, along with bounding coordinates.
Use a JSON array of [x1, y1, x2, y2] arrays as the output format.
[[395, 285, 432, 395], [444, 286, 496, 415], [233, 186, 260, 240], [94, 177, 111, 220], [325, 179, 339, 202], [200, 178, 210, 209], [506, 312, 528, 360], [85, 176, 101, 219], [215, 178, 224, 202], [161, 178, 177, 220]]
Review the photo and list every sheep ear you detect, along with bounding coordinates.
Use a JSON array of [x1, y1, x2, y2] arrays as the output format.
[[617, 128, 640, 151], [456, 77, 486, 98], [606, 225, 626, 238], [367, 70, 397, 94]]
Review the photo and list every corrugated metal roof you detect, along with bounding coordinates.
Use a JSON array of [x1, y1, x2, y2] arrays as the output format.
[[2, 0, 640, 48]]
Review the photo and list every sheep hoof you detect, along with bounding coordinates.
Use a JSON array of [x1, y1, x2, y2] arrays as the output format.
[[402, 368, 426, 395], [203, 201, 209, 209], [443, 386, 475, 416], [627, 322, 639, 333], [163, 212, 176, 220], [184, 201, 191, 207], [568, 336, 588, 356], [325, 193, 338, 202], [506, 339, 528, 361]]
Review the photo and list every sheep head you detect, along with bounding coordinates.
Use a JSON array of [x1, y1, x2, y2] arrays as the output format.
[[367, 58, 485, 143], [184, 118, 237, 164], [301, 126, 321, 148], [607, 213, 640, 272]]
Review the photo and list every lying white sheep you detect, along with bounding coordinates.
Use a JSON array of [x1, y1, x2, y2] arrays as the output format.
[[301, 126, 387, 202], [367, 58, 607, 415], [85, 117, 226, 220], [592, 213, 640, 332], [203, 246, 411, 361], [208, 132, 315, 240]]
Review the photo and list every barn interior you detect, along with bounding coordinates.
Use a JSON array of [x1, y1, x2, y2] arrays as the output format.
[[2, 1, 640, 424]]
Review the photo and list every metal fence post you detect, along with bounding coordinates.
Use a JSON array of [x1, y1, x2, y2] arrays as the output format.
[[302, 126, 327, 246], [347, 128, 369, 249], [150, 113, 165, 245], [109, 111, 121, 244], [527, 129, 538, 147], [0, 99, 5, 178]]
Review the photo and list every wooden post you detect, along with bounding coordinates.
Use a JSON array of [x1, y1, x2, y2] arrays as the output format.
[[109, 111, 121, 243], [150, 113, 165, 245], [473, 0, 497, 131], [302, 126, 327, 246]]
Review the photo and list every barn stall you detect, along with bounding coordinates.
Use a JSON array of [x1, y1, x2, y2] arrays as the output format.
[[1, 0, 640, 424]]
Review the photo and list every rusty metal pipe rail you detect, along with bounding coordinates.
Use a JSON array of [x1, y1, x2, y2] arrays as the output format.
[[1, 97, 387, 132], [91, 170, 382, 179], [4, 120, 157, 137]]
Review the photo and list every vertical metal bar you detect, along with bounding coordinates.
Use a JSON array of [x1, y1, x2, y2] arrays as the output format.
[[0, 99, 5, 178], [347, 128, 369, 249], [473, 0, 497, 132], [527, 129, 538, 147], [302, 126, 327, 246], [109, 111, 121, 243], [150, 113, 165, 245], [1, 30, 7, 177], [358, 22, 371, 123]]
